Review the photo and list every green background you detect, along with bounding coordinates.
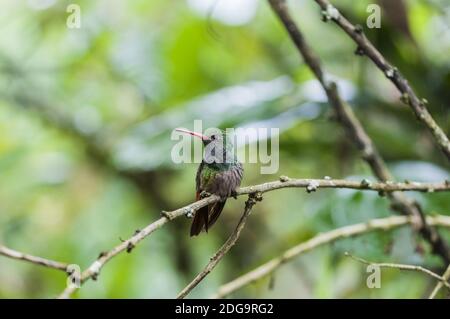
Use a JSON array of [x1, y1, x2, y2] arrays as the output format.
[[0, 0, 449, 298]]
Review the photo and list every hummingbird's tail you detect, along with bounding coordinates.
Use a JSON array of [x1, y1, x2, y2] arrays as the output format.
[[207, 200, 226, 230], [190, 206, 208, 236], [190, 200, 226, 236]]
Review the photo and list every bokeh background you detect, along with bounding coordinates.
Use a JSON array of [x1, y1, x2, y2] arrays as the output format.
[[0, 0, 449, 298]]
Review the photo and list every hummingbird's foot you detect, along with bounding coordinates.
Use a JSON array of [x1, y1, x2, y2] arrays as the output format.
[[231, 190, 238, 199], [160, 210, 171, 219], [200, 191, 211, 199]]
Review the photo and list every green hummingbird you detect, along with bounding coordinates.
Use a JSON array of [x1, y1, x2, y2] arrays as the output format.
[[176, 128, 244, 236]]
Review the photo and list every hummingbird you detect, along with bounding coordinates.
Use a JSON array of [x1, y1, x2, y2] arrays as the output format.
[[175, 128, 244, 236]]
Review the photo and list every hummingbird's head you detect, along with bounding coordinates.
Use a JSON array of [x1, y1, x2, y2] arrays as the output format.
[[175, 128, 238, 167]]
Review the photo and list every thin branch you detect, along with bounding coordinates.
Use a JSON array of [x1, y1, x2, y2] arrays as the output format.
[[429, 264, 450, 298], [212, 215, 450, 298], [0, 245, 69, 272], [313, 0, 450, 161], [346, 252, 450, 291], [177, 193, 262, 299], [267, 0, 450, 263]]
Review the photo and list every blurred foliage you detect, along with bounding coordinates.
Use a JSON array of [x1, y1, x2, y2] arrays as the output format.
[[0, 0, 449, 298]]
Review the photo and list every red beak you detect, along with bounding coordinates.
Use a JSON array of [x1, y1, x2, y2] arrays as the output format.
[[175, 128, 210, 141]]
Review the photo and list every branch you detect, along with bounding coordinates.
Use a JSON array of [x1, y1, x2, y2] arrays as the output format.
[[313, 0, 450, 161], [56, 177, 450, 298], [57, 195, 219, 299], [177, 193, 262, 299], [0, 245, 69, 272], [346, 252, 450, 291], [429, 264, 450, 298], [236, 177, 450, 193], [212, 215, 450, 298], [267, 0, 450, 263]]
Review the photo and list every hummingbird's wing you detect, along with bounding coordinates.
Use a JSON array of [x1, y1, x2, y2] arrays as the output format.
[[195, 162, 204, 195], [191, 162, 208, 236], [191, 165, 225, 236]]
